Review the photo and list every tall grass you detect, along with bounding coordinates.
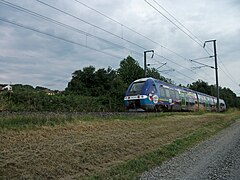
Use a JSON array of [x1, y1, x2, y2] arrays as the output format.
[[1, 111, 239, 179], [90, 116, 235, 179], [0, 111, 208, 130], [0, 113, 76, 130]]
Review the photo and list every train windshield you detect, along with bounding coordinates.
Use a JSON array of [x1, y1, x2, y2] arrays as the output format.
[[128, 81, 145, 95]]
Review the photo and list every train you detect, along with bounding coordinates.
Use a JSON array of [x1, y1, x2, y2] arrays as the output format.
[[124, 77, 226, 112]]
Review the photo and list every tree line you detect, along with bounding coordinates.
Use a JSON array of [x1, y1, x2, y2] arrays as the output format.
[[0, 56, 239, 112]]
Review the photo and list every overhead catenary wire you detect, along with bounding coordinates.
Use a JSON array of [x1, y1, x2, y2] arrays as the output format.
[[152, 0, 203, 45], [0, 17, 204, 84], [0, 0, 224, 87], [154, 53, 215, 82], [218, 56, 240, 88], [72, 0, 219, 84], [0, 0, 206, 81], [0, 17, 124, 60], [0, 15, 203, 85], [145, 0, 213, 56], [146, 0, 240, 90], [35, 0, 147, 51], [72, 0, 190, 61], [75, 0, 214, 81], [37, 0, 205, 64], [144, 0, 203, 48], [0, 0, 142, 57], [219, 65, 240, 89], [34, 0, 212, 82], [159, 64, 193, 84]]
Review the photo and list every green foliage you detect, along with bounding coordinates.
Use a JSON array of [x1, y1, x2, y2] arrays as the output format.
[[146, 67, 161, 79], [0, 91, 125, 112], [65, 56, 146, 111], [117, 56, 144, 85], [1, 55, 239, 112], [146, 67, 172, 84], [188, 80, 240, 108], [188, 79, 211, 94], [219, 87, 239, 108], [0, 92, 8, 111], [0, 113, 75, 130], [12, 84, 35, 92], [66, 66, 119, 97]]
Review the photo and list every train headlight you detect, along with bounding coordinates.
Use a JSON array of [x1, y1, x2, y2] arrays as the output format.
[[153, 95, 159, 104], [149, 94, 153, 101]]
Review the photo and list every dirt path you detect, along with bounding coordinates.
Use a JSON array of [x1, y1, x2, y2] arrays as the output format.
[[141, 120, 240, 180]]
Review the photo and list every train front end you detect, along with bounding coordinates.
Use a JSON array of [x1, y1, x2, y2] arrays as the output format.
[[124, 78, 157, 111]]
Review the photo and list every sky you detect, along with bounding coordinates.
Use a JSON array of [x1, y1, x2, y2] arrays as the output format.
[[0, 0, 240, 96]]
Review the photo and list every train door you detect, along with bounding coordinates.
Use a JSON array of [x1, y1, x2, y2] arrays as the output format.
[[180, 92, 186, 110]]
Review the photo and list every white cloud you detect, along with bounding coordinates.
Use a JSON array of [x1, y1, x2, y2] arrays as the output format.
[[0, 0, 239, 95]]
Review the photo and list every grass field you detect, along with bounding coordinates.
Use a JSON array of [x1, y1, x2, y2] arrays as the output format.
[[1, 111, 240, 179]]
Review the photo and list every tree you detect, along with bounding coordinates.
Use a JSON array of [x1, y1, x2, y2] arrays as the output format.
[[66, 66, 119, 97], [117, 56, 144, 85], [65, 66, 95, 95], [93, 67, 117, 96], [219, 87, 238, 108], [188, 80, 240, 108], [146, 67, 161, 79], [188, 80, 211, 95]]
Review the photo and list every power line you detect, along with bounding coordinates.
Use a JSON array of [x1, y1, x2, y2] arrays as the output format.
[[154, 53, 215, 82], [152, 0, 204, 45], [0, 0, 142, 57], [0, 16, 201, 84], [72, 0, 190, 61], [35, 0, 216, 83], [1, 17, 213, 87], [219, 65, 240, 88], [144, 0, 203, 47], [0, 0, 201, 79], [0, 17, 123, 59], [35, 0, 211, 80], [218, 57, 239, 87], [152, 0, 217, 59], [39, 0, 201, 64], [145, 0, 213, 56], [73, 0, 210, 84], [149, 54, 213, 83], [44, 0, 217, 77], [165, 66, 195, 81], [35, 0, 146, 51], [3, 0, 190, 62], [0, 16, 200, 83], [161, 72, 189, 84], [0, 1, 217, 85]]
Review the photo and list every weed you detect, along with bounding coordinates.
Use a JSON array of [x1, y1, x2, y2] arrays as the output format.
[[0, 111, 239, 179]]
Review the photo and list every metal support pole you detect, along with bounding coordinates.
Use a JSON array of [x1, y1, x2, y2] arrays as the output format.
[[213, 40, 220, 112], [203, 40, 219, 112], [144, 51, 147, 77], [143, 50, 154, 77]]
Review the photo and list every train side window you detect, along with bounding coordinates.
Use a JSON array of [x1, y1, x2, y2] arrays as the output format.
[[159, 87, 166, 98], [175, 90, 180, 99], [170, 90, 176, 99], [180, 92, 186, 98], [165, 89, 170, 98]]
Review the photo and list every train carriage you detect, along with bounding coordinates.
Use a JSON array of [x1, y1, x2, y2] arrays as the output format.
[[124, 77, 226, 112]]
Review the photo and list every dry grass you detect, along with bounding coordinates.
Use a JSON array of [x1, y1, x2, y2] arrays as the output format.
[[0, 112, 239, 179]]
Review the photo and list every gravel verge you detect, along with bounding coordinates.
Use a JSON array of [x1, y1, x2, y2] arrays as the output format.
[[140, 120, 240, 180]]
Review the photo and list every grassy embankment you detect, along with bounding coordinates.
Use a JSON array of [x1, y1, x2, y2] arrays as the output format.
[[1, 110, 240, 179]]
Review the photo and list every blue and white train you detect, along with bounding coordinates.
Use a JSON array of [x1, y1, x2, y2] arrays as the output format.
[[124, 78, 226, 112]]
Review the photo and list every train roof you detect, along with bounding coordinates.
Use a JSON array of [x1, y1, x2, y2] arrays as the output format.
[[133, 77, 153, 83], [132, 77, 224, 101]]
